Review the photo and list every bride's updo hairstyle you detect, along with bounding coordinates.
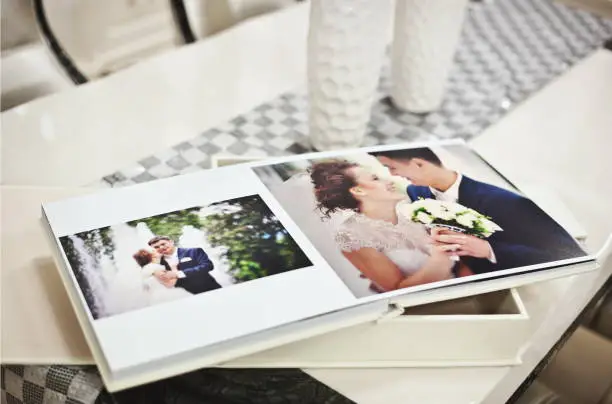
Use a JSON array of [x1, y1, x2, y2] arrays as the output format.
[[309, 160, 360, 218], [133, 249, 154, 267]]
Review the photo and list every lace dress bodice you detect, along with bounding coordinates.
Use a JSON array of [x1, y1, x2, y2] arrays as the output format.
[[334, 201, 431, 275]]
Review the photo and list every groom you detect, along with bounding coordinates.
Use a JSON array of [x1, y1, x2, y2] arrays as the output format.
[[370, 148, 586, 274], [148, 236, 222, 294]]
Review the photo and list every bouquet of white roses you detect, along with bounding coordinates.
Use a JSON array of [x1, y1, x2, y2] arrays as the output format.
[[405, 198, 502, 239]]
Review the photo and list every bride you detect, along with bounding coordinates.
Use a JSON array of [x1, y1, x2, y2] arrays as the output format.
[[132, 249, 193, 305], [309, 160, 462, 292]]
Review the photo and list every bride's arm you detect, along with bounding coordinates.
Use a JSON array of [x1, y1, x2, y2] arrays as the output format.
[[397, 249, 455, 289], [342, 247, 454, 292], [141, 263, 165, 278], [342, 248, 404, 292]]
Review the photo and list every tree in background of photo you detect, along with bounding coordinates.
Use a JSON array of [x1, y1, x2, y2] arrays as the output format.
[[126, 195, 311, 283], [60, 233, 106, 318], [63, 195, 311, 294], [127, 208, 202, 243], [200, 195, 312, 282]]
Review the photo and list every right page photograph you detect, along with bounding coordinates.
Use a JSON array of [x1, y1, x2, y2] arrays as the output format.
[[252, 143, 591, 299]]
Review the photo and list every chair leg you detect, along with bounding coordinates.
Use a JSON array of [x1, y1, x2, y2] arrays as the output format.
[[32, 0, 88, 85], [169, 0, 197, 44]]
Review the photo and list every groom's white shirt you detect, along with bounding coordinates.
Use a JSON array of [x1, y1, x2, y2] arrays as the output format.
[[429, 172, 497, 263], [430, 172, 462, 203], [164, 249, 186, 278]]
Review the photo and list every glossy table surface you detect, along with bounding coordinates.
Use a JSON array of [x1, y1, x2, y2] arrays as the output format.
[[2, 2, 612, 403]]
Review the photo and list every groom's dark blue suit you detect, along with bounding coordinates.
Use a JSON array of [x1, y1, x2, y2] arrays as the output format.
[[161, 248, 222, 294], [407, 176, 585, 274]]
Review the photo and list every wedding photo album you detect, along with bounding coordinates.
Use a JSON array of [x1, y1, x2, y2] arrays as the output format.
[[41, 139, 598, 392]]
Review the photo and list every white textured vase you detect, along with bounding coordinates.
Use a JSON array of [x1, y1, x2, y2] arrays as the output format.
[[307, 0, 392, 151], [391, 0, 469, 113]]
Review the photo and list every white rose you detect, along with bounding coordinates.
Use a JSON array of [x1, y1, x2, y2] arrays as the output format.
[[482, 218, 503, 233], [438, 210, 454, 221], [410, 199, 459, 221], [472, 217, 503, 237], [409, 199, 429, 210], [430, 203, 454, 220], [456, 213, 476, 228], [415, 211, 434, 224], [422, 201, 444, 217], [424, 199, 443, 209], [445, 201, 468, 214]]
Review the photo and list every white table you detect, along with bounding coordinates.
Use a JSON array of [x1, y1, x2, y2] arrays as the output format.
[[2, 3, 612, 403], [471, 47, 612, 404]]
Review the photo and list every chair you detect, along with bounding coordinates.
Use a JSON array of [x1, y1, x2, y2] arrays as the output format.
[[32, 0, 197, 84]]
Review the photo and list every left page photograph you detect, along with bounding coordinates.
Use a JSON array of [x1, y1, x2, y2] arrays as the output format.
[[57, 193, 313, 320], [42, 165, 370, 391]]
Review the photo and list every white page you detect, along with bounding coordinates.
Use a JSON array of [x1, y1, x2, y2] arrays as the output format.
[[43, 166, 358, 375]]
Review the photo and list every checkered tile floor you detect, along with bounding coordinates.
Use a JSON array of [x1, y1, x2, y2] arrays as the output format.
[[1, 366, 103, 404], [3, 0, 611, 403]]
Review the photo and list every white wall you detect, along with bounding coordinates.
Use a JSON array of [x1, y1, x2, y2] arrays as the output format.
[[433, 144, 517, 192], [337, 144, 516, 195]]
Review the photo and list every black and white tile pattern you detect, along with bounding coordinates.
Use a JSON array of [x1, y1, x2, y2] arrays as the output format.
[[1, 366, 103, 404], [98, 0, 612, 188]]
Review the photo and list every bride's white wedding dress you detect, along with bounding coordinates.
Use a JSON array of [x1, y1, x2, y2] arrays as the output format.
[[141, 263, 193, 305], [334, 200, 431, 276]]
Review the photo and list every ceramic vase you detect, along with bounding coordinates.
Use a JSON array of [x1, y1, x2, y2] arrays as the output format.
[[307, 0, 392, 150], [391, 0, 469, 113]]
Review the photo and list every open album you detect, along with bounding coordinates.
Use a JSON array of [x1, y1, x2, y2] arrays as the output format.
[[42, 139, 599, 391]]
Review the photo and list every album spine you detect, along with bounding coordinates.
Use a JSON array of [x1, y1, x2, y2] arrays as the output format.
[[39, 207, 113, 379]]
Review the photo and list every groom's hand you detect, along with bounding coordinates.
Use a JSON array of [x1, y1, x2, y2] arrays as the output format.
[[161, 278, 177, 288], [153, 270, 177, 288], [153, 270, 166, 280], [430, 229, 493, 260], [162, 271, 180, 280]]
